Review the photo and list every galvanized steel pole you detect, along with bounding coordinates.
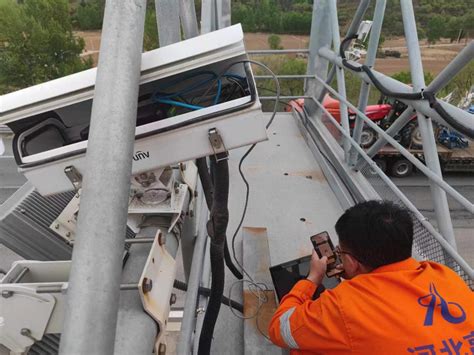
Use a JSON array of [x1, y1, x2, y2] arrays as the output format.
[[350, 0, 387, 166], [400, 0, 456, 248], [201, 0, 215, 34], [317, 48, 474, 131], [217, 0, 231, 29], [356, 43, 474, 171], [180, 0, 200, 39], [58, 1, 147, 354], [313, 0, 371, 106], [177, 194, 209, 354], [428, 41, 474, 94], [155, 0, 181, 46], [305, 0, 333, 116], [328, 0, 351, 162]]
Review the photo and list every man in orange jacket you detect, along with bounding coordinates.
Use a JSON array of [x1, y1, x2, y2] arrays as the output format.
[[269, 200, 473, 354]]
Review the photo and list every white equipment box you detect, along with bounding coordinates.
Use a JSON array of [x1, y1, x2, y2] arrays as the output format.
[[0, 24, 267, 195]]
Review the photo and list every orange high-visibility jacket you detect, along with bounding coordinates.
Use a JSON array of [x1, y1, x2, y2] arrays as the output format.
[[268, 257, 474, 354]]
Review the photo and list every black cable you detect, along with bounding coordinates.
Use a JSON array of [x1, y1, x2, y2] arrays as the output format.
[[340, 35, 474, 138], [196, 158, 214, 208], [197, 157, 244, 280], [224, 239, 243, 280], [173, 279, 243, 313], [198, 157, 230, 355], [194, 60, 280, 354], [230, 61, 281, 281]]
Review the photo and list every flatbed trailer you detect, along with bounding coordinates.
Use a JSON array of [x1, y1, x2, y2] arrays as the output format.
[[372, 139, 474, 177]]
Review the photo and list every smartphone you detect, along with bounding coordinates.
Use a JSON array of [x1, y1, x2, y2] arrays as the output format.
[[310, 231, 343, 278]]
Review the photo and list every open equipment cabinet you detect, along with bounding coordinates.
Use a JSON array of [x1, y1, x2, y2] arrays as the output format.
[[0, 24, 267, 196]]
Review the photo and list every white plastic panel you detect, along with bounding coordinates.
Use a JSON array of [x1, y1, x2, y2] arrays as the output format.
[[20, 104, 266, 195], [0, 24, 246, 123]]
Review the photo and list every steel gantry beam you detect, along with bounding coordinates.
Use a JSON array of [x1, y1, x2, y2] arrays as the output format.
[[357, 41, 474, 170], [349, 0, 387, 166], [400, 0, 456, 248], [317, 48, 474, 134]]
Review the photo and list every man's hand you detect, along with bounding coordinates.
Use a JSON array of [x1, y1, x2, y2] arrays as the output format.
[[307, 250, 327, 285]]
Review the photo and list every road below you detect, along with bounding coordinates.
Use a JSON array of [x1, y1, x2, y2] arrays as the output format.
[[391, 172, 473, 266]]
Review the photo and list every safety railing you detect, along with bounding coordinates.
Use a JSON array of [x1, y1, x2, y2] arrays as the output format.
[[248, 0, 473, 287]]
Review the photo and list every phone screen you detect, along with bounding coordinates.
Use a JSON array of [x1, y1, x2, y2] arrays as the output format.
[[310, 231, 343, 278]]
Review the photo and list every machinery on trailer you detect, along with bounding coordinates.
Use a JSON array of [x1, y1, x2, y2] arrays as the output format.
[[372, 141, 474, 178]]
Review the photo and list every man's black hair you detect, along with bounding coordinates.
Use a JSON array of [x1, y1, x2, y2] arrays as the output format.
[[335, 200, 413, 269]]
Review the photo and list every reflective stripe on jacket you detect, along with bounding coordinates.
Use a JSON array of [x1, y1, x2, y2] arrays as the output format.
[[268, 257, 474, 354]]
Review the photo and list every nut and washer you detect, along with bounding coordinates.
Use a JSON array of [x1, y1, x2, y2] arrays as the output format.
[[142, 278, 153, 293], [1, 290, 13, 298]]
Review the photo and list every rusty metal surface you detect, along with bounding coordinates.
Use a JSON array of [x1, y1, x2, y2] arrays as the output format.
[[209, 113, 344, 354], [227, 113, 344, 266], [242, 227, 281, 354]]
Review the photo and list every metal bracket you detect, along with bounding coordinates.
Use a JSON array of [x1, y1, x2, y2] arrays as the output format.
[[208, 128, 229, 162], [64, 166, 82, 191], [50, 190, 81, 243], [138, 230, 177, 346]]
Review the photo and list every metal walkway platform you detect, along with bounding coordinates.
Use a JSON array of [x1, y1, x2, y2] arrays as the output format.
[[211, 112, 345, 355]]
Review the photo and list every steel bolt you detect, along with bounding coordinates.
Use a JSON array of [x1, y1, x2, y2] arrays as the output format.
[[196, 307, 206, 315], [20, 328, 37, 341], [142, 278, 153, 293], [1, 290, 13, 298], [54, 224, 60, 229], [169, 293, 177, 306], [158, 233, 166, 246], [19, 208, 26, 214], [66, 232, 71, 237]]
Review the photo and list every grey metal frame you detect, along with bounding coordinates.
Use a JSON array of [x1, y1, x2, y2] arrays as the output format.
[[155, 0, 181, 46], [177, 186, 209, 354], [357, 41, 474, 169], [399, 0, 456, 247], [307, 96, 473, 279], [328, 0, 351, 161], [349, 0, 387, 166], [247, 0, 473, 253], [317, 48, 474, 134], [250, 1, 473, 278], [310, 75, 474, 214]]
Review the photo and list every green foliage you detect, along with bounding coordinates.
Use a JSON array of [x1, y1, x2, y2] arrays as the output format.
[[268, 34, 282, 50], [0, 0, 92, 93], [438, 61, 474, 104], [232, 1, 312, 34], [426, 15, 445, 45], [253, 55, 307, 110], [75, 0, 104, 30], [232, 0, 474, 39], [337, 71, 381, 106], [143, 6, 159, 51], [391, 71, 434, 86]]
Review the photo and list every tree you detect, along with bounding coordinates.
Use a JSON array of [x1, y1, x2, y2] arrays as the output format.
[[75, 0, 105, 30], [268, 34, 282, 50], [426, 15, 446, 45], [0, 0, 92, 93]]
